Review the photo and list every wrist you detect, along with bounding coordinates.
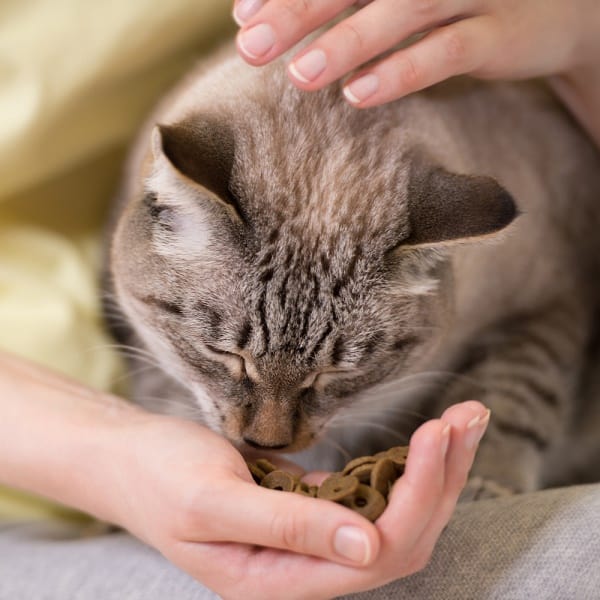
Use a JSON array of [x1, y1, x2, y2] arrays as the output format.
[[60, 393, 152, 526], [0, 353, 149, 523]]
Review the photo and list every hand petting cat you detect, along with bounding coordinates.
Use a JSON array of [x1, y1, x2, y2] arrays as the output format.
[[233, 0, 600, 145]]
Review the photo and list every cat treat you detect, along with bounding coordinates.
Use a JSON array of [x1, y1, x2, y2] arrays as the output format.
[[246, 445, 408, 522]]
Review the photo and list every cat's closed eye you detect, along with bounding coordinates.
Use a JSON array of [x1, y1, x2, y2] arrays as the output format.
[[203, 344, 260, 382], [303, 369, 361, 394], [139, 295, 184, 317]]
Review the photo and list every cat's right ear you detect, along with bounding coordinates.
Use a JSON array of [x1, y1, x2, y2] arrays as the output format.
[[404, 166, 518, 247], [150, 120, 244, 223]]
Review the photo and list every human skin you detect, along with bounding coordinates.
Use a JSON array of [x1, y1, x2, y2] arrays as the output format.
[[0, 351, 489, 599], [232, 0, 600, 147]]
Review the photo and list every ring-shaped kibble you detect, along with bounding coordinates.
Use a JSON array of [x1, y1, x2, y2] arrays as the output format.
[[370, 458, 397, 498], [261, 470, 296, 492], [382, 446, 409, 466], [255, 458, 278, 474], [248, 463, 266, 484], [341, 455, 377, 476], [293, 481, 313, 496], [340, 484, 387, 522], [348, 463, 374, 484], [318, 474, 360, 502]]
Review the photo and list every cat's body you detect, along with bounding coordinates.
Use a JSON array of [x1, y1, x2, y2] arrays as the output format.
[[105, 47, 600, 496]]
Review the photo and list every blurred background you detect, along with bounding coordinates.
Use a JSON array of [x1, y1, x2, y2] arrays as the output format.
[[0, 0, 234, 519]]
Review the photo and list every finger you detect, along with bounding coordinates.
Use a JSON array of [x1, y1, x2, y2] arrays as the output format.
[[172, 539, 378, 600], [439, 401, 490, 497], [182, 476, 381, 567], [405, 402, 490, 570], [343, 16, 496, 108], [232, 0, 266, 27], [374, 418, 450, 566], [288, 0, 467, 89], [236, 0, 356, 64]]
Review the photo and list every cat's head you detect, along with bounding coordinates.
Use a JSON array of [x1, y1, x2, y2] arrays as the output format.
[[111, 72, 516, 452]]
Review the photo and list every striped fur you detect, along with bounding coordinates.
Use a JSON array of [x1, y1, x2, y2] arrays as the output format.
[[104, 47, 600, 492]]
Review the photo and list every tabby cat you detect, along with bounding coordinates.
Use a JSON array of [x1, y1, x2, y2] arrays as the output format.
[[104, 46, 600, 497]]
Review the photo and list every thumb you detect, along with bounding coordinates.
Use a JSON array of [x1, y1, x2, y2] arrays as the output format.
[[192, 478, 381, 567]]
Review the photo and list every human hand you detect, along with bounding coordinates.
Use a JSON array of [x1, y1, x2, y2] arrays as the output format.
[[107, 400, 489, 599], [232, 0, 600, 108]]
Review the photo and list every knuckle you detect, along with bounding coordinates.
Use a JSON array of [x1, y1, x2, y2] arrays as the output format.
[[399, 55, 422, 91], [175, 488, 204, 533], [408, 547, 433, 574], [446, 466, 470, 497], [441, 29, 467, 67], [279, 0, 314, 21], [173, 478, 216, 536], [337, 20, 367, 52], [270, 510, 307, 552]]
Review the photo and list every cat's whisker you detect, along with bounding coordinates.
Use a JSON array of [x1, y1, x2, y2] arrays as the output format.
[[85, 343, 162, 367], [85, 342, 155, 358], [341, 405, 428, 423], [318, 434, 352, 463], [328, 419, 409, 443], [109, 364, 158, 386], [353, 369, 486, 409], [136, 395, 206, 420]]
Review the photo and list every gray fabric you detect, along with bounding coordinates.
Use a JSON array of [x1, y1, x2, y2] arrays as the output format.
[[0, 521, 216, 600], [2, 484, 599, 600]]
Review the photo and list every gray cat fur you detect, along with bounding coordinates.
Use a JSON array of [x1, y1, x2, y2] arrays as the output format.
[[105, 47, 600, 496]]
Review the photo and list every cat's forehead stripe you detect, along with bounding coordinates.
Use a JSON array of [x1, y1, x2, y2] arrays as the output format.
[[236, 320, 253, 350]]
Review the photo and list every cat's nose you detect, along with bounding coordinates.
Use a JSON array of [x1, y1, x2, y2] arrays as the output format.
[[243, 437, 289, 451]]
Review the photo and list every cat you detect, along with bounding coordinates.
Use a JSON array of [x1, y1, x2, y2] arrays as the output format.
[[104, 45, 600, 498]]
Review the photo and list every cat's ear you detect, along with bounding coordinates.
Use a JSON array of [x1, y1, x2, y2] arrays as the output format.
[[151, 119, 243, 222], [404, 167, 518, 247]]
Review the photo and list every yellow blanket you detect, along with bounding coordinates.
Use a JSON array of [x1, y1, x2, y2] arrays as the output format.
[[0, 0, 233, 520]]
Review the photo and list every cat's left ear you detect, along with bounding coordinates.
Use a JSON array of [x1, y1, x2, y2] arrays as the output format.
[[151, 119, 243, 222], [404, 166, 518, 247]]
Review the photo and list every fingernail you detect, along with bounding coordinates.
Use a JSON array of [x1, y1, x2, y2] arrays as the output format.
[[343, 73, 379, 104], [238, 23, 276, 59], [334, 526, 371, 565], [441, 423, 451, 458], [289, 49, 327, 83], [233, 0, 263, 25], [465, 409, 491, 450]]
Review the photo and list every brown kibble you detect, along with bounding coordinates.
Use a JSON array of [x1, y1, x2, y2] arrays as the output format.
[[370, 458, 397, 498], [261, 470, 296, 492], [382, 446, 409, 466], [248, 463, 266, 484], [293, 481, 311, 496], [340, 484, 386, 522], [255, 458, 278, 474], [249, 445, 408, 520], [341, 455, 377, 476], [318, 474, 360, 502], [348, 463, 374, 484]]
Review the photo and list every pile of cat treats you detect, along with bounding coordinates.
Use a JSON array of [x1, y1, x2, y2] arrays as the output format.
[[247, 445, 408, 522]]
